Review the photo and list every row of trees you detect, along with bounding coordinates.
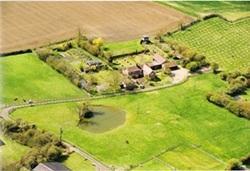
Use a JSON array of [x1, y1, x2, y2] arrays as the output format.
[[207, 93, 250, 119], [220, 69, 250, 96], [36, 48, 85, 89], [1, 119, 67, 170]]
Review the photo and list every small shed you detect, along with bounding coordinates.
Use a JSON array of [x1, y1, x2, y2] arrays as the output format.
[[32, 162, 71, 171], [165, 61, 179, 70], [147, 61, 162, 70], [86, 60, 102, 66]]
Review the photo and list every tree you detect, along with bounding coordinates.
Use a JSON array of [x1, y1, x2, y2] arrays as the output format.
[[186, 61, 199, 72], [46, 145, 63, 161], [108, 71, 121, 92], [92, 37, 104, 47], [211, 62, 219, 74]]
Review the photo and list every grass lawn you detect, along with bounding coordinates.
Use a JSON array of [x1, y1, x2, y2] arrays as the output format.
[[0, 135, 29, 168], [0, 53, 87, 104], [63, 153, 95, 171], [12, 74, 250, 169], [103, 39, 144, 57], [168, 17, 250, 72], [161, 1, 250, 21]]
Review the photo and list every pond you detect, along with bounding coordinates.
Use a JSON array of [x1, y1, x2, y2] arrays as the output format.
[[78, 105, 126, 133]]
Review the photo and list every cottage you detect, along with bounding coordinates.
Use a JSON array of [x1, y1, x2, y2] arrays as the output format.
[[122, 66, 143, 79], [32, 162, 71, 171], [164, 61, 179, 70]]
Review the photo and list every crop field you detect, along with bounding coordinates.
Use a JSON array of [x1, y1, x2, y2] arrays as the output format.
[[0, 2, 193, 54], [12, 74, 250, 169], [0, 53, 86, 104], [163, 1, 250, 21], [168, 17, 250, 72]]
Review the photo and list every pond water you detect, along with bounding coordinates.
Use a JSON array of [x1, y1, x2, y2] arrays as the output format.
[[78, 105, 126, 133]]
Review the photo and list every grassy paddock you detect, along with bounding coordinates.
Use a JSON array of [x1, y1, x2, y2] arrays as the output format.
[[168, 17, 250, 71], [63, 153, 95, 171], [12, 74, 250, 169], [103, 39, 144, 57], [161, 1, 250, 21], [0, 53, 86, 103], [0, 135, 29, 168]]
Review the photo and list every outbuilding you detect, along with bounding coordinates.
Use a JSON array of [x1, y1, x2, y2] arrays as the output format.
[[122, 66, 143, 79], [32, 162, 71, 171]]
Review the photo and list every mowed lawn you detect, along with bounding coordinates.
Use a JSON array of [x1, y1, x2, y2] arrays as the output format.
[[0, 53, 86, 103], [163, 1, 250, 21], [103, 39, 144, 57], [12, 74, 250, 169], [168, 17, 250, 72]]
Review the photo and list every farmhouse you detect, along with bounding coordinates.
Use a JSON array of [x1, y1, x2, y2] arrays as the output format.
[[32, 162, 71, 171], [122, 66, 143, 79]]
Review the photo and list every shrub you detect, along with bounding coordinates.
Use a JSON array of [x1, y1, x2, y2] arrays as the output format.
[[186, 61, 200, 72], [225, 158, 243, 170]]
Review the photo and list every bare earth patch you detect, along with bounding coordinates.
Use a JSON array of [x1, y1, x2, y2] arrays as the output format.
[[0, 2, 193, 54]]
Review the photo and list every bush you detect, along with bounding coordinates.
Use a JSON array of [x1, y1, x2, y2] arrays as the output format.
[[207, 93, 250, 119], [36, 48, 54, 61], [186, 61, 200, 72], [225, 159, 243, 170]]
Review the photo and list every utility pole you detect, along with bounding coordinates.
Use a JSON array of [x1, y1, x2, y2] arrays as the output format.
[[59, 127, 63, 143]]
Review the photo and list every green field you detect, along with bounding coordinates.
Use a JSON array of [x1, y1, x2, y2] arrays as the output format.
[[12, 74, 250, 169], [168, 17, 250, 72], [103, 39, 144, 57], [0, 53, 86, 103], [63, 153, 95, 171], [0, 135, 29, 168], [162, 1, 250, 21]]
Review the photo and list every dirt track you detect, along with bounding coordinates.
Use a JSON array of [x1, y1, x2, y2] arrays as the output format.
[[0, 2, 193, 54]]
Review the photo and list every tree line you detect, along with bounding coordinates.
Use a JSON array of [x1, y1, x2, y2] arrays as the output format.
[[1, 119, 68, 170], [207, 68, 250, 120]]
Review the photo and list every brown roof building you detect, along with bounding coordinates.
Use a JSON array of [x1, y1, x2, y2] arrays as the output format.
[[164, 61, 178, 70], [122, 66, 143, 79]]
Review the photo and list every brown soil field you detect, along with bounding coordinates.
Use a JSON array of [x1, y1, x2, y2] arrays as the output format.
[[0, 2, 193, 54]]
